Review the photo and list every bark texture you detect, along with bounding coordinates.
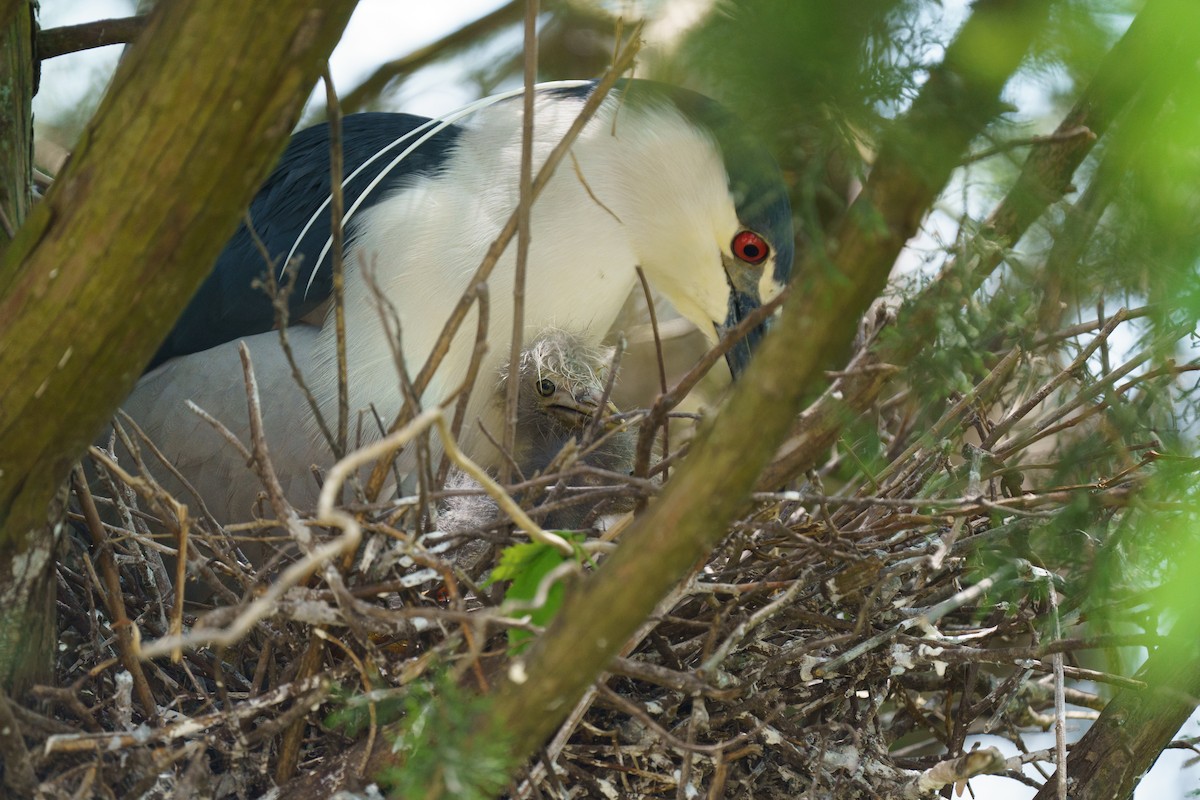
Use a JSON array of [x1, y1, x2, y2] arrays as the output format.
[[0, 0, 359, 692]]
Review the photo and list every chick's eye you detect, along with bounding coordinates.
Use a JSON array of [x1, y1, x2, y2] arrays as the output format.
[[536, 378, 556, 397], [732, 231, 769, 265]]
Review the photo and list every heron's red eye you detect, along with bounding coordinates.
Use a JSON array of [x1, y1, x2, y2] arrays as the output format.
[[732, 231, 769, 265]]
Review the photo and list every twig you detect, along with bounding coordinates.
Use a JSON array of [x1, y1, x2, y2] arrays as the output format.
[[814, 568, 1011, 678], [635, 266, 670, 482], [632, 286, 791, 478], [1048, 573, 1068, 800], [963, 126, 1095, 164], [313, 628, 378, 778], [245, 217, 340, 455], [982, 310, 1126, 449], [37, 16, 147, 59], [699, 577, 806, 675], [438, 283, 490, 487], [71, 467, 160, 723], [904, 747, 1007, 797], [502, 0, 540, 484], [323, 66, 350, 459]]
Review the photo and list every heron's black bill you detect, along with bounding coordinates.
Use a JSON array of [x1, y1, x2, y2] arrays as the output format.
[[719, 291, 769, 378]]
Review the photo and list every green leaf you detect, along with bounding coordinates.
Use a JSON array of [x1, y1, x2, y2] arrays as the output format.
[[485, 533, 585, 650]]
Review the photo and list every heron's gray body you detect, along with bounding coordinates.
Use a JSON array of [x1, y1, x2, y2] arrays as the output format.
[[118, 81, 792, 524]]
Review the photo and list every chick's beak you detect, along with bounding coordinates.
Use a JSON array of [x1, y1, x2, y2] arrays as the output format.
[[549, 389, 620, 429]]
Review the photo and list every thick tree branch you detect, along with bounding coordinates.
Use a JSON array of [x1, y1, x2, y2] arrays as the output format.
[[472, 0, 1050, 777], [0, 1, 360, 688], [0, 0, 360, 536], [0, 0, 44, 694]]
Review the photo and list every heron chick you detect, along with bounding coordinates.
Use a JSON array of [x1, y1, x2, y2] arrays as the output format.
[[438, 329, 635, 561]]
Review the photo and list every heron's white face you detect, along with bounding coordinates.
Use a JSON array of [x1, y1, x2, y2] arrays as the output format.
[[596, 103, 787, 344]]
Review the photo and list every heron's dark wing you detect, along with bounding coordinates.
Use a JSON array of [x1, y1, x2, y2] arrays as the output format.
[[148, 112, 462, 370]]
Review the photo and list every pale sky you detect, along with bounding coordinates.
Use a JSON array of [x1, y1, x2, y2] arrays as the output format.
[[34, 0, 514, 126]]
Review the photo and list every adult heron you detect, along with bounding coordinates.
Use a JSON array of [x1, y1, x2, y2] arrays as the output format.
[[119, 80, 793, 522]]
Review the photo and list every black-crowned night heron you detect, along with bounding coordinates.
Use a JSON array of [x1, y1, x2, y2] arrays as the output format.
[[120, 80, 793, 522], [439, 328, 634, 540]]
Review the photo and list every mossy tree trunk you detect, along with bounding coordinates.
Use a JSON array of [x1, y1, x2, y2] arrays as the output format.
[[0, 0, 50, 696], [0, 0, 360, 693]]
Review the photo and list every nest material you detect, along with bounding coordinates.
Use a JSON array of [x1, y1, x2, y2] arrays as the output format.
[[7, 303, 1187, 800]]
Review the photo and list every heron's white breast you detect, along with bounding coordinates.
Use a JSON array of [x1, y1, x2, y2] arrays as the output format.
[[313, 90, 741, 470]]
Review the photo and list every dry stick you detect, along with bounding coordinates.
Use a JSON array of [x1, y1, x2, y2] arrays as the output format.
[[501, 0, 539, 485], [110, 412, 212, 625], [275, 633, 325, 783], [531, 579, 697, 787], [982, 310, 1127, 450], [438, 283, 491, 488], [312, 628, 378, 778], [1047, 575, 1068, 800], [875, 346, 1023, 489], [363, 28, 644, 502], [812, 567, 1012, 679], [906, 748, 1008, 798], [324, 67, 350, 458], [963, 126, 1095, 165], [1031, 305, 1153, 351], [43, 672, 335, 754], [351, 275, 494, 680], [698, 577, 806, 675], [88, 443, 244, 604], [360, 259, 443, 531], [70, 467, 159, 724], [277, 69, 351, 784], [244, 217, 340, 456], [37, 15, 148, 59], [995, 343, 1160, 461], [88, 435, 198, 621], [595, 684, 766, 756], [635, 267, 670, 482], [137, 401, 568, 658], [632, 286, 790, 479], [1028, 333, 1191, 438], [116, 410, 223, 532]]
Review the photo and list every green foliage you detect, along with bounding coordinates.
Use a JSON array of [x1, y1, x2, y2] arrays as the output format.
[[375, 672, 514, 800], [487, 532, 588, 650], [325, 681, 408, 738], [673, 0, 933, 243]]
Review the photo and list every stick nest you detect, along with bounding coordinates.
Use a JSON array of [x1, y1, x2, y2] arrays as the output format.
[[9, 302, 1192, 800]]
